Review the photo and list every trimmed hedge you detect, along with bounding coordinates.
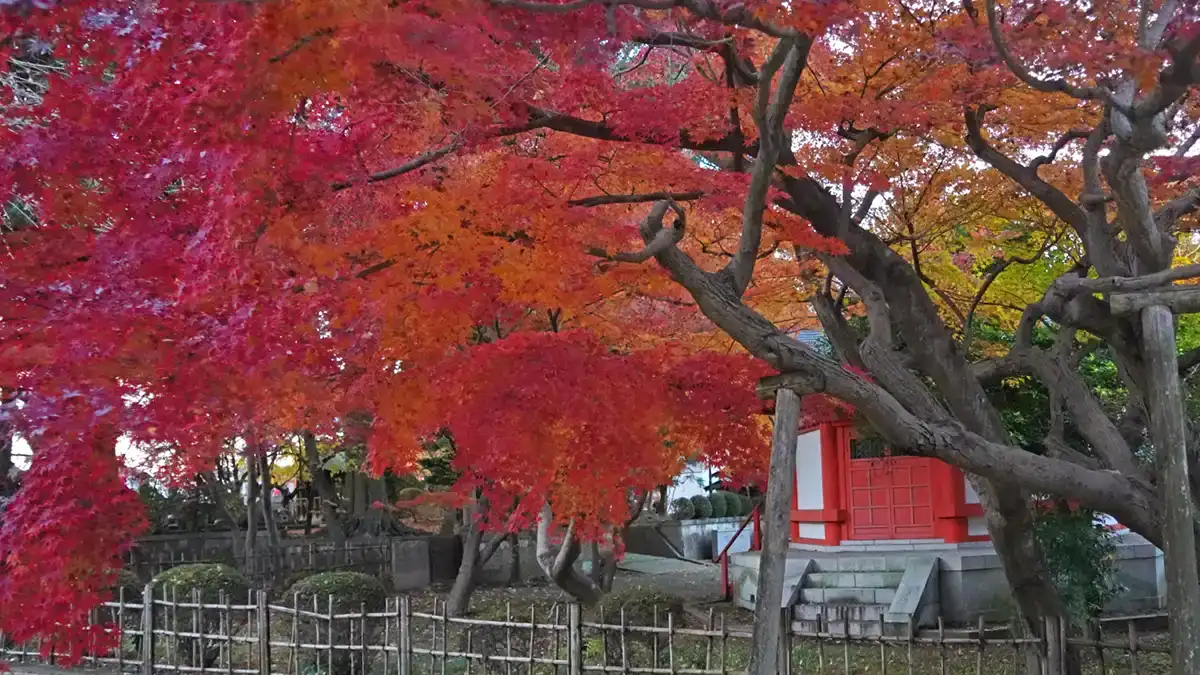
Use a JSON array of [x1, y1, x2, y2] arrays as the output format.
[[689, 494, 713, 519], [288, 571, 386, 611], [707, 491, 729, 518], [668, 497, 695, 520], [153, 564, 249, 601], [737, 493, 754, 516], [114, 569, 144, 596], [396, 486, 425, 501]]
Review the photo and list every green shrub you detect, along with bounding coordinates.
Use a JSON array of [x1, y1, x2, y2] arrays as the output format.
[[668, 497, 694, 520], [288, 571, 387, 611], [1033, 505, 1123, 621], [153, 564, 249, 602], [113, 569, 144, 597], [396, 486, 425, 502], [737, 494, 754, 516], [707, 491, 729, 518], [690, 494, 713, 519]]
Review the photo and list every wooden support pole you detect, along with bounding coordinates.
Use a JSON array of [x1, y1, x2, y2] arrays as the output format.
[[568, 604, 582, 675], [257, 590, 271, 675], [141, 584, 155, 675], [749, 387, 800, 675], [1142, 304, 1200, 675]]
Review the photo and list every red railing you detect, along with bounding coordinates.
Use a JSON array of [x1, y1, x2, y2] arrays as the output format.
[[716, 504, 761, 600]]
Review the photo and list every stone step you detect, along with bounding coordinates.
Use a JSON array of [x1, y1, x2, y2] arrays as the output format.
[[799, 588, 897, 605], [809, 555, 912, 573], [804, 571, 904, 589], [791, 617, 914, 638]]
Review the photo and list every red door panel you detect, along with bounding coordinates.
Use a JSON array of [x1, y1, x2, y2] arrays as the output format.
[[846, 458, 936, 540]]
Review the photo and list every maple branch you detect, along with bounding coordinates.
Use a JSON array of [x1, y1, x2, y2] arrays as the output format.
[[585, 200, 686, 262], [631, 32, 758, 84], [1142, 0, 1180, 50], [1155, 188, 1200, 230], [726, 36, 810, 297], [490, 0, 802, 38], [330, 140, 461, 191], [268, 28, 334, 64], [809, 285, 866, 370], [1056, 263, 1200, 295], [1030, 129, 1091, 172], [962, 231, 1061, 353], [964, 107, 1092, 235], [567, 190, 704, 207], [984, 0, 1115, 104], [1133, 30, 1200, 122]]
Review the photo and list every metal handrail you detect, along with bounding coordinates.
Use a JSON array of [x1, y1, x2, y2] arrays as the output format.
[[716, 503, 761, 600]]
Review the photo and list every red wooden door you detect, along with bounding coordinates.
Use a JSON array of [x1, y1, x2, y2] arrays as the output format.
[[845, 457, 936, 540]]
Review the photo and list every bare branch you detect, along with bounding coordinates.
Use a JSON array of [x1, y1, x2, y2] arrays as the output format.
[[1111, 287, 1200, 316], [1030, 129, 1091, 172], [984, 0, 1115, 103], [331, 140, 461, 191], [1143, 0, 1181, 49], [1058, 262, 1200, 294], [585, 200, 686, 262], [809, 285, 866, 370], [964, 107, 1092, 234], [1155, 188, 1200, 230], [489, 0, 802, 38], [568, 190, 704, 207], [726, 36, 811, 297], [962, 231, 1061, 352]]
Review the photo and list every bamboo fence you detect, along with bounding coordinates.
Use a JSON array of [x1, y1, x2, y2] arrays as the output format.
[[0, 588, 1172, 675]]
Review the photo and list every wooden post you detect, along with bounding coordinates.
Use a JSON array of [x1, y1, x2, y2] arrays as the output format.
[[568, 604, 582, 675], [749, 387, 800, 675], [1043, 616, 1063, 675], [1142, 304, 1200, 675], [257, 590, 270, 675], [141, 583, 155, 675], [399, 596, 411, 675]]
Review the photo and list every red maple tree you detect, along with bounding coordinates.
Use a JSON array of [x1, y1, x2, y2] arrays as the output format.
[[3, 0, 1200, 662]]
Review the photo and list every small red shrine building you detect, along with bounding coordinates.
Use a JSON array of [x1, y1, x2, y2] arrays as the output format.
[[790, 418, 988, 547], [720, 399, 1163, 630]]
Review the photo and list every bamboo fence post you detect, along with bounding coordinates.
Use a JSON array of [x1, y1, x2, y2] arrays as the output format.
[[257, 590, 270, 675], [400, 596, 412, 675], [141, 583, 155, 675]]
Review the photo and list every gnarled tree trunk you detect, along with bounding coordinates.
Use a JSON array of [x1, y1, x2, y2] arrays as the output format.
[[302, 431, 346, 543]]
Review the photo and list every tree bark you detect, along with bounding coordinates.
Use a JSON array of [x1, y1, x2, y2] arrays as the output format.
[[535, 503, 603, 605], [446, 493, 511, 616], [0, 416, 13, 499], [302, 431, 345, 543], [507, 533, 522, 585], [303, 483, 315, 536], [259, 453, 282, 551], [447, 511, 486, 617], [748, 388, 799, 675], [243, 453, 259, 566], [1142, 305, 1200, 675]]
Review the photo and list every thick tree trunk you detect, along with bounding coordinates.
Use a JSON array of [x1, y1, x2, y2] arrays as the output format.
[[258, 453, 282, 578], [535, 503, 603, 605], [1142, 305, 1200, 675], [447, 515, 486, 617], [507, 533, 521, 585], [243, 455, 259, 566], [302, 431, 345, 543], [0, 417, 13, 499], [748, 388, 799, 675], [446, 493, 510, 617], [304, 484, 315, 536], [259, 454, 281, 546]]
